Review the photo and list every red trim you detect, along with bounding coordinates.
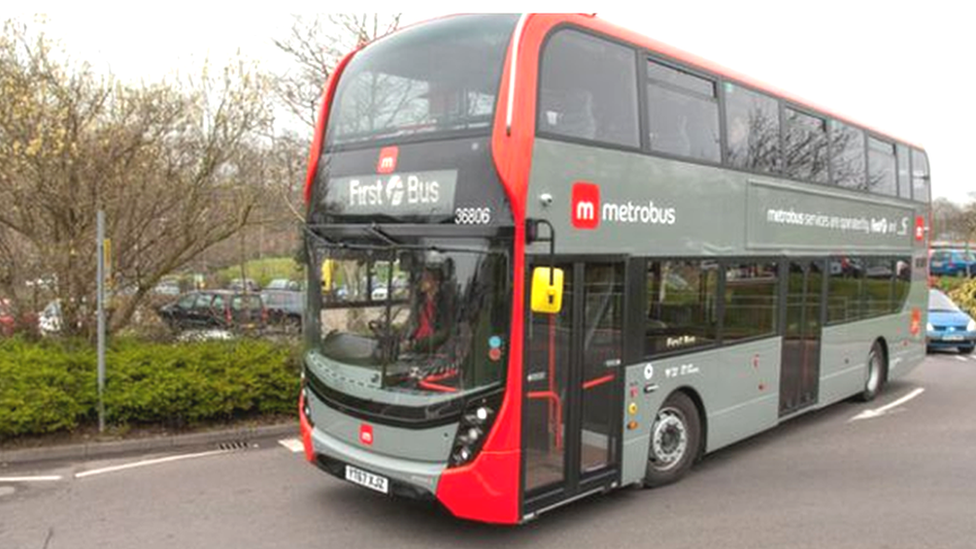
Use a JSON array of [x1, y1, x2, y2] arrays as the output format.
[[527, 390, 563, 449], [303, 50, 357, 205], [298, 392, 314, 463], [422, 369, 459, 383], [582, 374, 615, 391], [435, 15, 545, 524], [417, 380, 459, 393]]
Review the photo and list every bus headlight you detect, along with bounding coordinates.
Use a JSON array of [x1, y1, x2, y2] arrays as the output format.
[[926, 323, 934, 333], [448, 391, 503, 468]]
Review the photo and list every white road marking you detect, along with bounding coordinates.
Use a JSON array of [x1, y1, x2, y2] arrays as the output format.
[[278, 438, 304, 453], [955, 355, 968, 362], [74, 449, 229, 479], [850, 387, 925, 422], [0, 475, 63, 482]]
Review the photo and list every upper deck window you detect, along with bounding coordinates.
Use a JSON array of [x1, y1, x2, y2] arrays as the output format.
[[538, 30, 639, 148], [831, 120, 866, 190], [784, 108, 829, 183], [725, 84, 780, 173], [896, 144, 911, 199], [911, 149, 930, 202], [867, 137, 896, 196], [647, 60, 720, 162], [326, 14, 518, 148]]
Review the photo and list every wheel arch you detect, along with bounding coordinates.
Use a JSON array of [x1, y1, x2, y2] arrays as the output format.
[[874, 336, 890, 383], [673, 385, 708, 461]]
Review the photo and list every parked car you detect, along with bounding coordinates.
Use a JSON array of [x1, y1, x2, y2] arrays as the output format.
[[228, 278, 261, 292], [929, 249, 976, 277], [157, 290, 266, 332], [370, 286, 389, 301], [927, 289, 976, 354], [38, 300, 63, 336], [265, 278, 302, 291], [0, 299, 37, 336], [152, 280, 182, 296], [261, 289, 304, 330]]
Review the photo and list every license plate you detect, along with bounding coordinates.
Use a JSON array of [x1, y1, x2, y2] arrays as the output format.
[[345, 465, 389, 494], [943, 335, 964, 342]]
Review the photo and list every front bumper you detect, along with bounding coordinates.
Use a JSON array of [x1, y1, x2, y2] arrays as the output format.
[[926, 331, 976, 348], [306, 422, 446, 499]]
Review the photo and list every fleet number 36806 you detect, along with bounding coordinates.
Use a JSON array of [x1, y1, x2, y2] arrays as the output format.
[[455, 207, 491, 225]]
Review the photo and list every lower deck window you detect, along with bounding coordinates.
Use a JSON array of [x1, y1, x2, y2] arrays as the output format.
[[723, 262, 778, 341], [645, 260, 718, 355]]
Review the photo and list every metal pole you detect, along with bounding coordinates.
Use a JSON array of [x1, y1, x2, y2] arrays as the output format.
[[97, 210, 106, 433]]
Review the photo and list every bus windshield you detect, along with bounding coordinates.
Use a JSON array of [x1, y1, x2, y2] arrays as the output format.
[[309, 232, 511, 396], [325, 14, 518, 148]]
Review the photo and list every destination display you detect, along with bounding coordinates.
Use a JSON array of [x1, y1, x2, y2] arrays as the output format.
[[320, 170, 458, 218]]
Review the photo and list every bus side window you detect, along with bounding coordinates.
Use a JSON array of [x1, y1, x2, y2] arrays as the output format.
[[911, 149, 930, 203], [538, 29, 639, 148], [647, 60, 720, 163], [645, 260, 718, 356], [540, 89, 596, 140], [725, 84, 780, 173], [831, 120, 866, 190]]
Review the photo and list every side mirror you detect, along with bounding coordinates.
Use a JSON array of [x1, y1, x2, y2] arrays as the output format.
[[530, 267, 564, 314]]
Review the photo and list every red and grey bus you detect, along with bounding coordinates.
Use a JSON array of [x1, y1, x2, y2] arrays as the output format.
[[298, 13, 930, 524]]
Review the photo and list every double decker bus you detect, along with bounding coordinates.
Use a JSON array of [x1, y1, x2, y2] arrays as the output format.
[[298, 13, 931, 524]]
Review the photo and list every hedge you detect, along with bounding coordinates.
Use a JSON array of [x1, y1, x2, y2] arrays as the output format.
[[0, 337, 300, 440], [948, 278, 976, 319]]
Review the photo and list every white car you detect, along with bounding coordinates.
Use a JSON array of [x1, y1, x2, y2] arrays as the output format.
[[39, 300, 63, 335]]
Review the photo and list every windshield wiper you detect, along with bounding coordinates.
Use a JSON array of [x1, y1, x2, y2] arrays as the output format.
[[367, 224, 400, 247]]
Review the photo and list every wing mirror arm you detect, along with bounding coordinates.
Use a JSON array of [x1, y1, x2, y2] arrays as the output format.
[[527, 219, 563, 314], [526, 218, 556, 284]]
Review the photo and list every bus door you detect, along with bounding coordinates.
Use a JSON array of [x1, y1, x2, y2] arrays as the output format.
[[779, 259, 825, 416], [522, 261, 624, 513]]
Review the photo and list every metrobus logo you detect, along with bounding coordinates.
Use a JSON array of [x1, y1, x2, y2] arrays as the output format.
[[571, 182, 677, 229], [571, 182, 600, 229], [377, 146, 399, 174]]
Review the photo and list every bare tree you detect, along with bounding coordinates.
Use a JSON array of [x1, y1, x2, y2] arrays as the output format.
[[271, 13, 401, 131], [0, 20, 274, 336]]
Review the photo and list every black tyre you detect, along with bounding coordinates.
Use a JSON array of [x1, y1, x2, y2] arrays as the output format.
[[644, 392, 701, 488], [859, 341, 886, 402], [959, 345, 974, 355]]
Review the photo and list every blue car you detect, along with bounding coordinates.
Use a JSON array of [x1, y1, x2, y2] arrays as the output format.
[[929, 249, 976, 277], [927, 289, 976, 354]]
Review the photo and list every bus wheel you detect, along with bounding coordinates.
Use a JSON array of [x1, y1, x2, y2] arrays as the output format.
[[860, 341, 886, 402], [644, 392, 701, 488]]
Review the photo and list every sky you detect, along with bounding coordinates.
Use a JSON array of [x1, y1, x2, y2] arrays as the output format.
[[7, 2, 974, 203]]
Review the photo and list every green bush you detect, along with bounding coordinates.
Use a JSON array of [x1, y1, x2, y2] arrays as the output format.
[[0, 337, 300, 440], [935, 276, 968, 295], [948, 278, 976, 318], [0, 338, 95, 439]]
